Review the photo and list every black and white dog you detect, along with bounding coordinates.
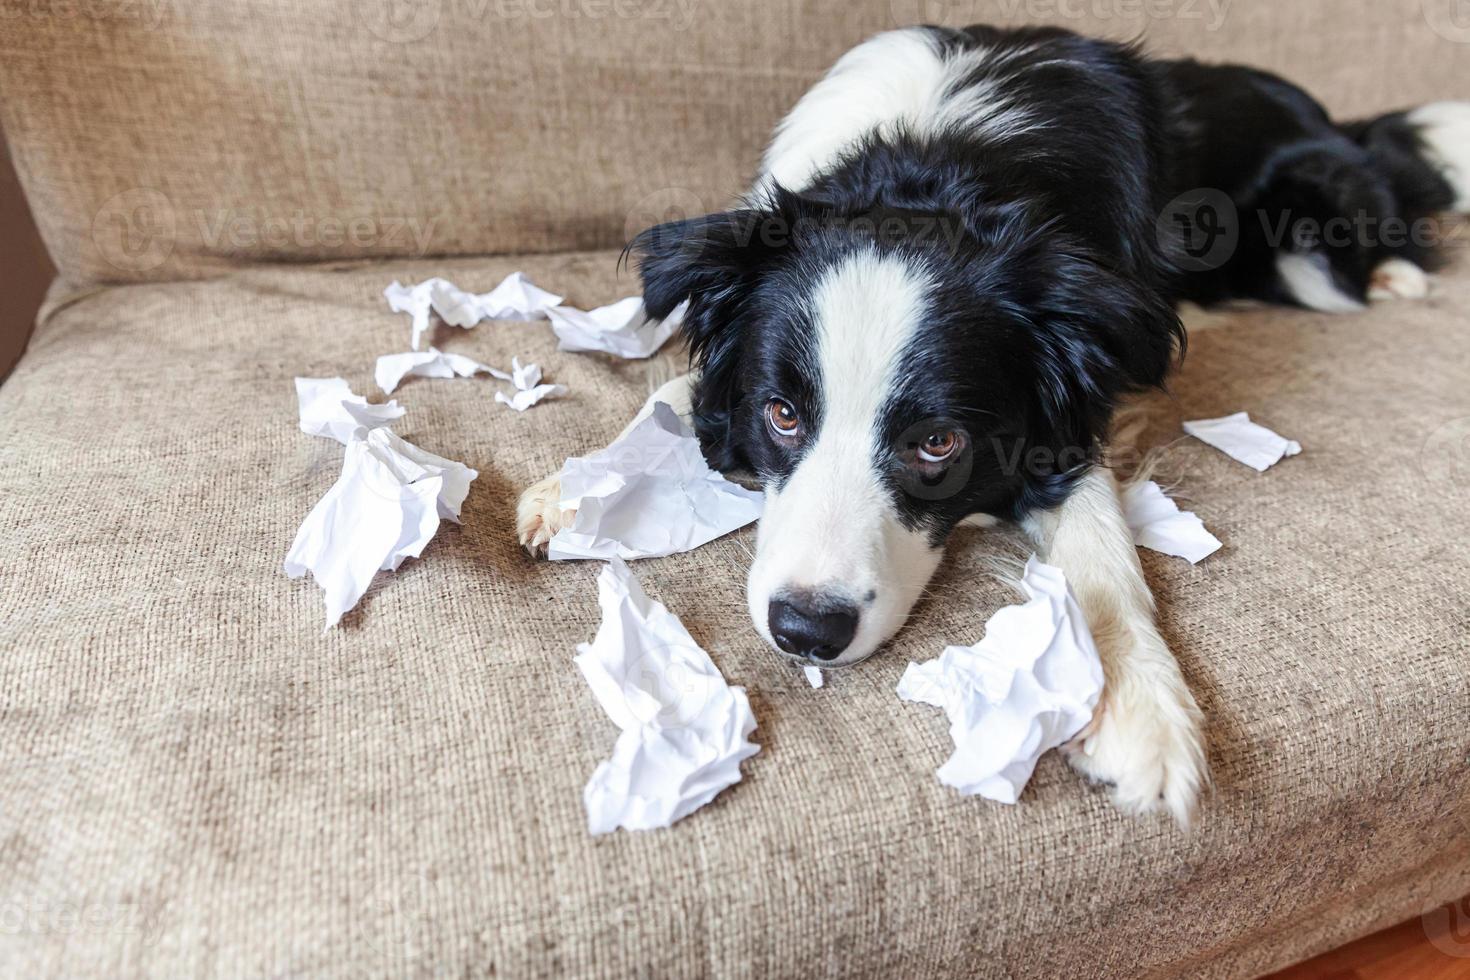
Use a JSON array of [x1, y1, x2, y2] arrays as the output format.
[[519, 25, 1470, 823]]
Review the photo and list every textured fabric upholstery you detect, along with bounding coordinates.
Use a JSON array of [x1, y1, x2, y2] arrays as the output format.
[[1, 251, 1468, 976], [3, 0, 1470, 284]]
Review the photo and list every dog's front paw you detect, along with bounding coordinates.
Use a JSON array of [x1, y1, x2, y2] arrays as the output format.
[[516, 473, 575, 557], [1369, 258, 1430, 301], [1064, 662, 1208, 827]]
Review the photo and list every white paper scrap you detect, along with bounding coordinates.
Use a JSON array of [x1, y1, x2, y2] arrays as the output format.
[[897, 557, 1104, 804], [510, 355, 541, 391], [1183, 412, 1302, 472], [575, 558, 759, 834], [284, 427, 478, 629], [375, 347, 510, 394], [494, 356, 566, 412], [384, 272, 564, 349], [1122, 480, 1223, 565], [804, 666, 825, 689], [547, 402, 764, 561], [546, 297, 685, 359], [497, 384, 568, 412], [295, 377, 405, 445]]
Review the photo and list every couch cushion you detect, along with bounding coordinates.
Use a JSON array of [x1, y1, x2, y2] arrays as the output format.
[[4, 1, 1470, 285], [1, 248, 1468, 977]]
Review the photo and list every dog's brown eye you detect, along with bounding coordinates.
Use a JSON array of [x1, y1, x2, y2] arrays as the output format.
[[766, 398, 800, 437], [918, 430, 960, 463]]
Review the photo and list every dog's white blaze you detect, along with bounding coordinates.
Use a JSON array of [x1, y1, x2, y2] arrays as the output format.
[[1275, 251, 1365, 314], [746, 250, 942, 665], [1410, 101, 1470, 212], [757, 28, 1041, 195]]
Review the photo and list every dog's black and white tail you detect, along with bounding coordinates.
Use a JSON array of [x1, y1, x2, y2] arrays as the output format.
[[1347, 101, 1470, 219]]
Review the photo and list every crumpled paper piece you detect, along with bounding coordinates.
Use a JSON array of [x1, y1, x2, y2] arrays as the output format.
[[375, 347, 510, 394], [495, 356, 567, 412], [296, 377, 405, 445], [284, 426, 477, 629], [1122, 480, 1222, 564], [547, 402, 764, 560], [384, 272, 564, 349], [1183, 412, 1302, 472], [897, 557, 1103, 804], [546, 297, 685, 359], [575, 558, 759, 834]]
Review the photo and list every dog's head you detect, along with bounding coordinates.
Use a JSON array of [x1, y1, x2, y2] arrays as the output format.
[[631, 187, 1180, 667]]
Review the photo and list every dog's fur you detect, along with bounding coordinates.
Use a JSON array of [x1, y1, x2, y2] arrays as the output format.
[[518, 25, 1470, 824]]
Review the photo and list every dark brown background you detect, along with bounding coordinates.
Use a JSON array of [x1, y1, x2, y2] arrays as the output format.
[[0, 127, 51, 382]]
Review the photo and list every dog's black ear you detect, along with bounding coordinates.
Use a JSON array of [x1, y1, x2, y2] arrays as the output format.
[[1016, 250, 1183, 512], [627, 194, 800, 469]]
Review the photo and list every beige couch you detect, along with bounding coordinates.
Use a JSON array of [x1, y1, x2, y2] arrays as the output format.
[[2, 2, 1468, 976]]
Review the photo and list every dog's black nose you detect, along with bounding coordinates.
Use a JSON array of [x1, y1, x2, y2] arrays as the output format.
[[768, 598, 858, 661]]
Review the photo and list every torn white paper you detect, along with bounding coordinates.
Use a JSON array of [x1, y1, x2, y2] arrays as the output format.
[[375, 347, 509, 394], [295, 377, 405, 445], [494, 355, 567, 412], [547, 402, 764, 561], [1122, 480, 1223, 565], [575, 558, 759, 834], [1183, 412, 1302, 472], [284, 427, 478, 629], [497, 383, 567, 412], [804, 666, 825, 689], [510, 355, 541, 391], [546, 297, 684, 359], [897, 557, 1103, 804], [384, 272, 564, 349]]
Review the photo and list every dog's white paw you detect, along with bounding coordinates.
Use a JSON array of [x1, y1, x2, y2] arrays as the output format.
[[1065, 658, 1208, 827], [516, 473, 575, 556], [1369, 258, 1430, 301]]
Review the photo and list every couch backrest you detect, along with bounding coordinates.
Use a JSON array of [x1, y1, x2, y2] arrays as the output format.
[[3, 0, 1468, 285]]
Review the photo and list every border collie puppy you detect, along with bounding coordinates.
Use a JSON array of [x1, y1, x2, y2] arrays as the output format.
[[518, 25, 1470, 823]]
